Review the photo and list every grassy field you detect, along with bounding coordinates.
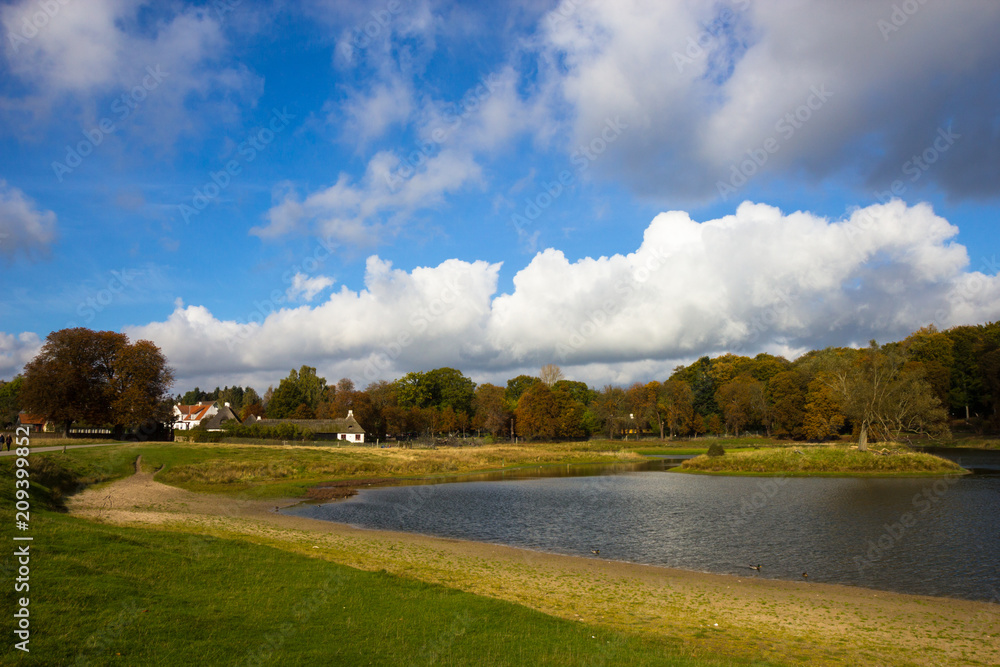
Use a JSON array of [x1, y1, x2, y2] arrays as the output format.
[[678, 445, 967, 475], [4, 442, 996, 666], [22, 440, 647, 500], [0, 453, 774, 667]]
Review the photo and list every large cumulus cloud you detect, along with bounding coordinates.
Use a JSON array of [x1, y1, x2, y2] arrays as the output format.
[[112, 201, 1000, 389]]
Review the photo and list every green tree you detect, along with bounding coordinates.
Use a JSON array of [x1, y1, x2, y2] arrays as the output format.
[[423, 367, 476, 415], [0, 376, 23, 428], [553, 380, 595, 406], [505, 375, 541, 407], [267, 366, 327, 419]]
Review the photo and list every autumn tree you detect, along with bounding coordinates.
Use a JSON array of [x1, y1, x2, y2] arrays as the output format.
[[768, 370, 807, 439], [594, 385, 628, 438], [21, 328, 173, 436], [627, 381, 662, 437], [829, 341, 948, 449], [802, 371, 845, 440], [715, 374, 766, 437], [514, 383, 586, 440], [661, 380, 694, 438], [473, 383, 510, 437], [109, 340, 173, 435], [540, 364, 565, 387], [514, 382, 560, 440]]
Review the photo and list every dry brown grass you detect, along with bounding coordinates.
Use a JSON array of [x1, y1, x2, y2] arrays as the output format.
[[156, 441, 644, 492]]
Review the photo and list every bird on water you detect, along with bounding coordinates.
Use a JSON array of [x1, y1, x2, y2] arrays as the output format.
[[750, 564, 762, 571], [591, 549, 600, 556]]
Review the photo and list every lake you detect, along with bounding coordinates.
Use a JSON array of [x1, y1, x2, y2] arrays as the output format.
[[285, 448, 1000, 602]]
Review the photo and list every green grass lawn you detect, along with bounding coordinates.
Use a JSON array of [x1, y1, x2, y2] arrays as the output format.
[[0, 457, 773, 667], [678, 445, 967, 476]]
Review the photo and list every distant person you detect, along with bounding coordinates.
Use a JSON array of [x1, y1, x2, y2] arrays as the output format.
[[5, 434, 10, 451]]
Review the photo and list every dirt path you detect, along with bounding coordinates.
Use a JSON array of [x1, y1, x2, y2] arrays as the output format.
[[68, 462, 1000, 667]]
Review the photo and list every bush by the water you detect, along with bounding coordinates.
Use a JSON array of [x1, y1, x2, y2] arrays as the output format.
[[706, 442, 725, 457]]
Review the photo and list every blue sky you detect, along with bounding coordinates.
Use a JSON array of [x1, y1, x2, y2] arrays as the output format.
[[1, 0, 999, 393]]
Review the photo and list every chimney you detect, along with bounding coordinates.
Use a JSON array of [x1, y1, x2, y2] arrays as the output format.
[[347, 410, 353, 418], [224, 402, 230, 408]]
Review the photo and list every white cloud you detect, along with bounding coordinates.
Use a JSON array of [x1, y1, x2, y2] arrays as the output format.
[[0, 180, 57, 260], [128, 201, 1000, 390], [0, 331, 41, 379], [536, 0, 1000, 201], [253, 148, 482, 245], [338, 78, 415, 145], [2, 0, 262, 144], [286, 273, 334, 302]]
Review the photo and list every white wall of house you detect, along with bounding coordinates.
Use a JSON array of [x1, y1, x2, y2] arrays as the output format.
[[172, 402, 219, 431]]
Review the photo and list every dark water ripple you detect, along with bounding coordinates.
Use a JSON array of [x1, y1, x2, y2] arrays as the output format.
[[285, 449, 1000, 602]]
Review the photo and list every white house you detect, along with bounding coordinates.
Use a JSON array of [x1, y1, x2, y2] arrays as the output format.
[[172, 401, 240, 431]]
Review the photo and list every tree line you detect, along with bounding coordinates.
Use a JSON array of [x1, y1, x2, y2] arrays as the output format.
[[3, 323, 998, 447]]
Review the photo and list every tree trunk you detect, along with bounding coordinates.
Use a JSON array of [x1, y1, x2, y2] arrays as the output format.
[[63, 420, 71, 438], [858, 422, 868, 452]]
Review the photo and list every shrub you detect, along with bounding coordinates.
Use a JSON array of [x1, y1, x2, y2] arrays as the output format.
[[707, 442, 726, 457]]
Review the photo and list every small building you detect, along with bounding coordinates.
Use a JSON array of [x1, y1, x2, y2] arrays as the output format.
[[201, 403, 241, 431], [172, 401, 240, 431], [245, 410, 366, 443], [16, 413, 52, 434]]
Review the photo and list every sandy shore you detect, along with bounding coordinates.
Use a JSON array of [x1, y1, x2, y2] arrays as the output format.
[[68, 461, 999, 666]]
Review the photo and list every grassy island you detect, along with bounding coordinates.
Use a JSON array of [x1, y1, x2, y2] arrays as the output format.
[[678, 444, 968, 476]]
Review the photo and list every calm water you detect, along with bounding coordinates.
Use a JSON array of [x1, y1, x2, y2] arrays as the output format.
[[286, 449, 1000, 602]]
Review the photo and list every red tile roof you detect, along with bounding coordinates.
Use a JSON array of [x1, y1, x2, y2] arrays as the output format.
[[18, 413, 46, 426]]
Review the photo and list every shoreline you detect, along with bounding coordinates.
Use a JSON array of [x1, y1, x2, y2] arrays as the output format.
[[65, 466, 1000, 667]]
